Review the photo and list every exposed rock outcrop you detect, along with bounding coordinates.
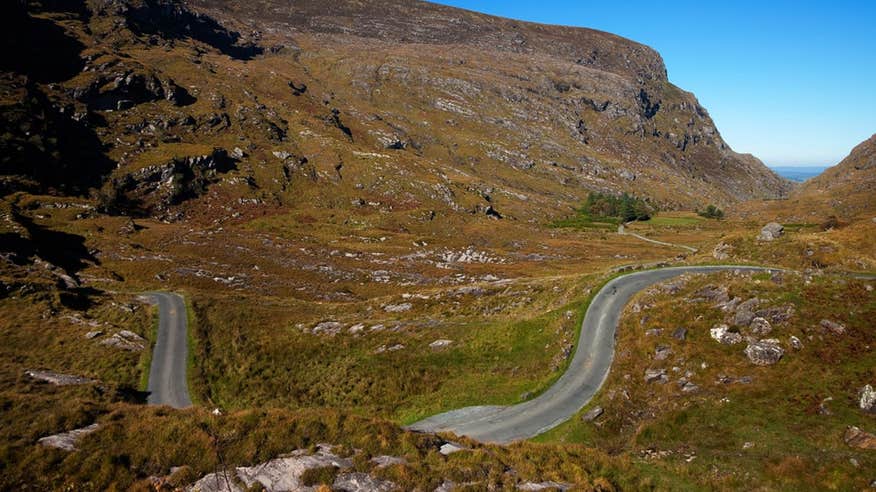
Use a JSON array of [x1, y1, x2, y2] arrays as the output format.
[[744, 339, 784, 366], [757, 223, 784, 241]]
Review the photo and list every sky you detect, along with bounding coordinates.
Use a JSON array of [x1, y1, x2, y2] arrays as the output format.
[[432, 0, 876, 167]]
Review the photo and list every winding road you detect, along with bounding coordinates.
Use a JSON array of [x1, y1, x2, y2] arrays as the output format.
[[408, 265, 778, 443], [143, 292, 192, 408], [618, 223, 698, 253]]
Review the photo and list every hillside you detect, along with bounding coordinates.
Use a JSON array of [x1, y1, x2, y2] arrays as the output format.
[[3, 1, 874, 491]]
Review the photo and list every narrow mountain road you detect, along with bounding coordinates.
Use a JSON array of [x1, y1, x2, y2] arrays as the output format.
[[408, 265, 778, 443], [143, 292, 192, 408], [618, 223, 699, 253]]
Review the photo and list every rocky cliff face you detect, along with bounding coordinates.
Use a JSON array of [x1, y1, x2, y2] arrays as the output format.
[[1, 0, 790, 224]]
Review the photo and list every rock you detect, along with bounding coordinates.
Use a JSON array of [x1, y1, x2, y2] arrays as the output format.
[[757, 222, 784, 241], [313, 321, 344, 336], [582, 406, 604, 422], [844, 426, 876, 450], [435, 480, 456, 492], [644, 368, 668, 383], [789, 335, 803, 350], [272, 150, 294, 161], [84, 330, 103, 339], [370, 455, 407, 468], [860, 385, 876, 413], [755, 304, 795, 324], [375, 344, 405, 354], [672, 326, 687, 341], [680, 381, 699, 393], [333, 472, 396, 492], [654, 345, 672, 361], [733, 298, 761, 327], [348, 323, 365, 334], [645, 328, 663, 337], [439, 442, 467, 455], [712, 242, 732, 260], [193, 447, 354, 492], [820, 319, 846, 335], [710, 324, 742, 345], [38, 423, 100, 451], [818, 397, 833, 415], [518, 481, 573, 491], [744, 340, 784, 365], [100, 330, 146, 351], [429, 339, 453, 349], [749, 317, 772, 335], [692, 285, 729, 303], [384, 302, 412, 313], [25, 370, 94, 386], [188, 472, 244, 492]]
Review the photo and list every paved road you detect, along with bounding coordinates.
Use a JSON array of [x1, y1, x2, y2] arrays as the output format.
[[143, 292, 192, 408], [408, 265, 777, 443]]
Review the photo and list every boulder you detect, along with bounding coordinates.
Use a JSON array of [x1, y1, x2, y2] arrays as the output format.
[[518, 481, 573, 491], [25, 370, 94, 386], [38, 423, 100, 451], [860, 385, 876, 413], [672, 326, 687, 341], [710, 324, 742, 345], [383, 302, 412, 313], [744, 340, 784, 366], [312, 321, 343, 336], [439, 442, 467, 455], [755, 304, 795, 324], [654, 345, 672, 361], [582, 406, 604, 422], [733, 298, 761, 327], [192, 446, 355, 492], [100, 330, 146, 351], [429, 339, 453, 349], [370, 455, 407, 468], [749, 317, 772, 335], [844, 426, 876, 450], [789, 336, 803, 350], [644, 368, 668, 383], [712, 242, 732, 260], [820, 319, 846, 335], [757, 222, 784, 241], [333, 472, 396, 492], [692, 285, 729, 303]]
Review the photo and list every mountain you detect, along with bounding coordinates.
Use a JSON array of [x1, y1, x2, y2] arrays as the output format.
[[1, 0, 790, 226], [796, 134, 876, 218]]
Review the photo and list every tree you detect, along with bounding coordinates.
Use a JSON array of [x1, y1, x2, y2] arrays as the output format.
[[698, 204, 724, 219]]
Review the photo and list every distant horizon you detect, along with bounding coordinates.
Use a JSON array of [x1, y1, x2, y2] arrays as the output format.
[[432, 0, 876, 167]]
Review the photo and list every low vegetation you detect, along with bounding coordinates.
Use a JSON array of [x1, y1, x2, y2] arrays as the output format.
[[697, 204, 725, 219]]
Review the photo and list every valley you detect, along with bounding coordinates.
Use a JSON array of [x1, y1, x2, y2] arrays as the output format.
[[0, 1, 874, 491]]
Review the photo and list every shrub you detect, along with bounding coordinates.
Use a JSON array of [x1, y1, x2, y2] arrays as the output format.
[[697, 204, 724, 219]]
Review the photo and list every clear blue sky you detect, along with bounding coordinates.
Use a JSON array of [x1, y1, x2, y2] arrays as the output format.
[[432, 0, 876, 167]]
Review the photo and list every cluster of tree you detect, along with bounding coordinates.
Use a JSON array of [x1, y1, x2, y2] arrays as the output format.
[[583, 191, 652, 222], [697, 204, 724, 219]]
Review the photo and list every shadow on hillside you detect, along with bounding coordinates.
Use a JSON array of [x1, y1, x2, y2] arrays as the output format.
[[127, 0, 263, 60], [0, 82, 116, 195], [0, 2, 86, 82]]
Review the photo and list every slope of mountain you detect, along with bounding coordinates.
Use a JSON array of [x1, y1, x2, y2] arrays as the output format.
[[795, 134, 876, 218], [2, 0, 789, 226]]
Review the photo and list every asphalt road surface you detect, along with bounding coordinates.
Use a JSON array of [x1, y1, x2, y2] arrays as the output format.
[[143, 292, 192, 408], [408, 265, 777, 443]]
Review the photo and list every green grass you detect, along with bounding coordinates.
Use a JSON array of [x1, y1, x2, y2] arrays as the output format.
[[549, 213, 619, 230], [534, 271, 876, 490]]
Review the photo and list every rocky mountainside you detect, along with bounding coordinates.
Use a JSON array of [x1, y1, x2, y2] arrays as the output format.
[[1, 0, 789, 227], [796, 134, 876, 217]]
